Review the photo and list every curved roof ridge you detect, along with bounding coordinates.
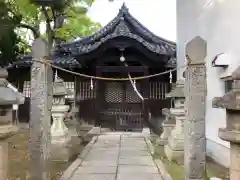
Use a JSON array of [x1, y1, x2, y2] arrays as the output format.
[[60, 3, 175, 47], [120, 4, 175, 46], [64, 4, 126, 45]]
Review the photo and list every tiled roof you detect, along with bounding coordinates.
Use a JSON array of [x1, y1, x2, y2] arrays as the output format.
[[57, 3, 176, 67], [12, 3, 176, 69], [8, 54, 81, 69]]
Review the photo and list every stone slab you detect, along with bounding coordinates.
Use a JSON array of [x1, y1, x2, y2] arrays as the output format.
[[117, 173, 162, 180], [90, 147, 119, 151], [119, 151, 150, 158], [88, 150, 119, 155], [121, 143, 147, 147], [70, 174, 115, 180], [81, 160, 118, 167], [66, 132, 163, 180], [74, 166, 117, 174], [85, 155, 119, 161], [120, 147, 148, 151], [119, 157, 155, 166], [118, 165, 159, 174]]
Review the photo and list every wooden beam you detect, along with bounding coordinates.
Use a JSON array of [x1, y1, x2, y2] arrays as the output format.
[[96, 66, 148, 73]]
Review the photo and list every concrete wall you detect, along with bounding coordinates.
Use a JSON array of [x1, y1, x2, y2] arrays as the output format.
[[177, 0, 240, 167]]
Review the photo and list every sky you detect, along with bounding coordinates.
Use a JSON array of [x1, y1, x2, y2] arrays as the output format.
[[88, 0, 176, 42], [35, 0, 176, 44]]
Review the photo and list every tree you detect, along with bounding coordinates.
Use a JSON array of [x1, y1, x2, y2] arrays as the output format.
[[0, 0, 27, 67], [4, 0, 101, 54]]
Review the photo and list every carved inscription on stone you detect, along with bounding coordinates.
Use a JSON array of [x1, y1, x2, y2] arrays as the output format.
[[184, 36, 207, 180], [29, 39, 51, 180]]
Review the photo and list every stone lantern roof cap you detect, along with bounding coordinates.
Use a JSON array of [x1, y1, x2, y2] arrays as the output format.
[[166, 79, 185, 98], [213, 66, 240, 110], [53, 71, 67, 96], [0, 69, 24, 105]]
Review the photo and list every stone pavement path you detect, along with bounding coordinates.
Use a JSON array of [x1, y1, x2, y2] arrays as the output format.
[[69, 132, 162, 180]]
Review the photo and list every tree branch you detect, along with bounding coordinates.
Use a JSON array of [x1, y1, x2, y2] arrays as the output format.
[[41, 6, 54, 53], [16, 23, 40, 39]]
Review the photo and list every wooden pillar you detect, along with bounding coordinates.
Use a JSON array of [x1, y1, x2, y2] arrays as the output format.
[[29, 38, 52, 180], [95, 67, 101, 126], [184, 36, 207, 180], [75, 75, 80, 105], [143, 66, 149, 128]]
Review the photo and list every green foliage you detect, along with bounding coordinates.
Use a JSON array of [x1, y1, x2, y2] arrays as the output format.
[[12, 0, 39, 24], [55, 6, 101, 41], [0, 0, 101, 65], [9, 0, 101, 42], [0, 30, 26, 67], [0, 0, 26, 67]]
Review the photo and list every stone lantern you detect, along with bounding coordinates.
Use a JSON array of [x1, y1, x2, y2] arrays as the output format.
[[0, 68, 25, 179], [156, 108, 175, 145], [164, 79, 185, 164], [213, 67, 240, 180], [51, 72, 70, 145]]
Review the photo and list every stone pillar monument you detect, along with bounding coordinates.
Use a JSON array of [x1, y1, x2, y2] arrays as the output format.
[[164, 79, 185, 164], [184, 36, 207, 180], [0, 68, 25, 179], [156, 108, 175, 145], [213, 67, 240, 180], [29, 38, 53, 180]]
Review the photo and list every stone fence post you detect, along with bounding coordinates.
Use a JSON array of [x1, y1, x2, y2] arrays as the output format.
[[184, 36, 207, 180]]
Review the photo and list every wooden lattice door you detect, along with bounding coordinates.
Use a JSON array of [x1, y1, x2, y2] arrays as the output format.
[[99, 81, 143, 131]]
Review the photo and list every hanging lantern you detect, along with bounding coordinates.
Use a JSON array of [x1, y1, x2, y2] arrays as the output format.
[[120, 55, 125, 62], [31, 0, 67, 10]]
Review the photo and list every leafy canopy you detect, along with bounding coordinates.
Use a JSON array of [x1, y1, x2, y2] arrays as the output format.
[[0, 0, 26, 67], [9, 0, 101, 42], [0, 0, 101, 65]]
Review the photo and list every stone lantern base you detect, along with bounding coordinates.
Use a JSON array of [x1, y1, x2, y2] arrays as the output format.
[[51, 117, 70, 145], [164, 108, 185, 165], [51, 144, 71, 162], [0, 125, 19, 179], [51, 105, 70, 145], [164, 137, 184, 165], [164, 128, 184, 164], [51, 105, 71, 161], [164, 144, 184, 164]]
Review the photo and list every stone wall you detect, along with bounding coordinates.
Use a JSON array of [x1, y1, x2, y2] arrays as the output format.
[[176, 0, 240, 167]]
